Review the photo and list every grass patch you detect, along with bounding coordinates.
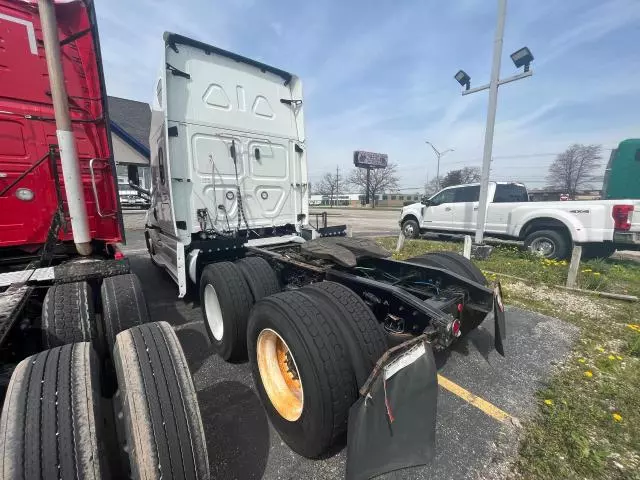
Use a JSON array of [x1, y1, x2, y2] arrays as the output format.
[[510, 293, 640, 480], [376, 237, 640, 479]]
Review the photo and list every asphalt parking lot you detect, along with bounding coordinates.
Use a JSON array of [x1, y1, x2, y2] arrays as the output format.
[[121, 233, 579, 479]]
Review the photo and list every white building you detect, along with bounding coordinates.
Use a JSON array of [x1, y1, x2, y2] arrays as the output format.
[[107, 96, 151, 206]]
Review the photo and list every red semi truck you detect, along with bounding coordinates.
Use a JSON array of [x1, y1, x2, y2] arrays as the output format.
[[0, 1, 209, 478]]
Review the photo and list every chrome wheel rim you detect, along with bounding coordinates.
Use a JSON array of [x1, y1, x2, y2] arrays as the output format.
[[404, 223, 415, 236], [530, 238, 555, 257]]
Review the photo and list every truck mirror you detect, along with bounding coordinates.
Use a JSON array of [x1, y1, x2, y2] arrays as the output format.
[[127, 165, 140, 186], [421, 196, 430, 206]]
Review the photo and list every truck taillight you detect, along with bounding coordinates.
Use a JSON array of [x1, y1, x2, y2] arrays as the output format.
[[612, 205, 634, 231]]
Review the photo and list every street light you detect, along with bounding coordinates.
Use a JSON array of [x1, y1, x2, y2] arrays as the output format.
[[425, 142, 454, 191], [454, 70, 471, 90], [510, 46, 534, 72], [453, 0, 534, 246]]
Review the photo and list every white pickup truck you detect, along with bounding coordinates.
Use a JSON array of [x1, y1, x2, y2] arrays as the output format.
[[400, 182, 640, 259]]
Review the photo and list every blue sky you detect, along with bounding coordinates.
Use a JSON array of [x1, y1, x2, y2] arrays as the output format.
[[95, 0, 640, 192]]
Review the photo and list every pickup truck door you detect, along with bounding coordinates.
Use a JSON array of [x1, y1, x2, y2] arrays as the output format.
[[422, 188, 456, 230], [485, 184, 529, 234], [449, 185, 480, 231]]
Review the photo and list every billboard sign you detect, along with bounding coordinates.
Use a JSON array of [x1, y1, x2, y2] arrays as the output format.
[[353, 151, 388, 169]]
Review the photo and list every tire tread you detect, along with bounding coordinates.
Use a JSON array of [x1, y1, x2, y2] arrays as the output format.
[[113, 322, 209, 480], [0, 343, 104, 479], [200, 262, 252, 360], [101, 273, 151, 355], [235, 256, 280, 303], [41, 282, 96, 349]]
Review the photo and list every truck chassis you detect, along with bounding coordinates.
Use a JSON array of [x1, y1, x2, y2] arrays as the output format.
[[187, 233, 506, 476]]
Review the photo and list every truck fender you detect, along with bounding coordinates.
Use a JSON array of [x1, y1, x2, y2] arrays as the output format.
[[400, 203, 423, 225], [511, 210, 587, 243]]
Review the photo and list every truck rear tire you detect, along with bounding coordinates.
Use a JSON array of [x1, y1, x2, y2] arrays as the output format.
[[0, 343, 106, 479], [101, 273, 150, 355], [401, 219, 420, 239], [300, 281, 387, 388], [235, 256, 280, 302], [524, 229, 570, 259], [199, 262, 253, 360], [113, 322, 209, 480], [41, 281, 98, 349], [247, 291, 357, 458], [407, 251, 488, 334], [407, 250, 487, 285]]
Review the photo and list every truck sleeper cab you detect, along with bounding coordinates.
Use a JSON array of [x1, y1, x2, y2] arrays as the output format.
[[144, 33, 309, 296]]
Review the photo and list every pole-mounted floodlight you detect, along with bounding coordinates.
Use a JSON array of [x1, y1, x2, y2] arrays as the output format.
[[454, 70, 471, 90], [452, 0, 535, 247], [510, 46, 534, 72]]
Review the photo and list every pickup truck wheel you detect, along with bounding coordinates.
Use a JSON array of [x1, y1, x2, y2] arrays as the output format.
[[248, 291, 356, 458], [0, 343, 106, 479], [41, 281, 98, 350], [401, 219, 420, 238], [200, 262, 253, 360], [112, 322, 209, 480], [524, 229, 570, 259]]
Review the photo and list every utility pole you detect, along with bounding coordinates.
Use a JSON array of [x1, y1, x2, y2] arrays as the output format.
[[38, 0, 92, 255], [425, 142, 454, 191]]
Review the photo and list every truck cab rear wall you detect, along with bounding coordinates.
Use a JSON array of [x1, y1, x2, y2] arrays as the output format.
[[149, 33, 308, 246]]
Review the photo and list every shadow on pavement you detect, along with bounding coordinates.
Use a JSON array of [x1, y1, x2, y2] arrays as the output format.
[[174, 326, 212, 372], [197, 380, 270, 480]]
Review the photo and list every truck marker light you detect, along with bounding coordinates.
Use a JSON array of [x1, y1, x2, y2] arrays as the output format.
[[15, 188, 34, 201], [452, 319, 461, 337]]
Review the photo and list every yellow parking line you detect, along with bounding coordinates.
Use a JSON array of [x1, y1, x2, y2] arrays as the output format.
[[437, 374, 512, 423]]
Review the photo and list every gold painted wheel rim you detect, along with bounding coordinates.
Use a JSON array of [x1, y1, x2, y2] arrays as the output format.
[[256, 328, 303, 421]]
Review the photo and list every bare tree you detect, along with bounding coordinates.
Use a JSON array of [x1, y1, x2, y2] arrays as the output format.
[[441, 167, 481, 188], [547, 144, 602, 197], [348, 163, 400, 208], [317, 172, 339, 207], [424, 176, 443, 196]]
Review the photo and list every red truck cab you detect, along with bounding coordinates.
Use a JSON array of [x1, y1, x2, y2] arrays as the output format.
[[0, 0, 122, 256]]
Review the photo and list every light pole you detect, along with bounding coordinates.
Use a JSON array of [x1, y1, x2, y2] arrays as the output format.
[[454, 0, 534, 245], [425, 142, 453, 191]]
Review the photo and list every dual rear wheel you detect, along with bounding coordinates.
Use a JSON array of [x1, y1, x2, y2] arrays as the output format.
[[248, 283, 388, 458], [198, 256, 390, 458]]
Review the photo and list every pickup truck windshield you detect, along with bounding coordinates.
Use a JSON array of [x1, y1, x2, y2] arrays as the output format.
[[494, 184, 528, 202]]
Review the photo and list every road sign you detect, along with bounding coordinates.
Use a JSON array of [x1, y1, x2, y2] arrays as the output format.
[[353, 151, 388, 169]]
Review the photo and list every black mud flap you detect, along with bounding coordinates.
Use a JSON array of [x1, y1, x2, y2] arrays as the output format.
[[493, 281, 506, 356], [346, 336, 437, 480]]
